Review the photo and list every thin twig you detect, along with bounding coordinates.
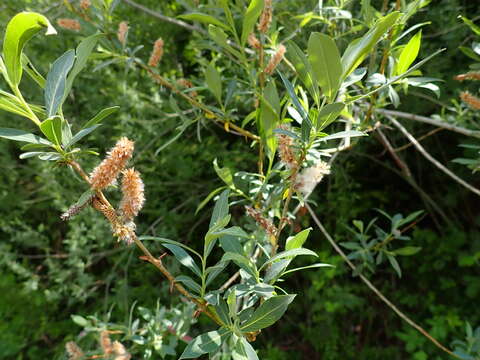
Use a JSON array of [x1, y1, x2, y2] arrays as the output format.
[[386, 115, 480, 197], [305, 204, 460, 359], [376, 109, 480, 138], [122, 0, 207, 34], [394, 128, 444, 152], [376, 127, 412, 177]]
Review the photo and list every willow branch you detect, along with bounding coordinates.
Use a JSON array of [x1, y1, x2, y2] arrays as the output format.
[[67, 160, 222, 326], [376, 109, 480, 138], [305, 204, 460, 359], [137, 61, 260, 142], [122, 0, 207, 35], [386, 115, 480, 197]]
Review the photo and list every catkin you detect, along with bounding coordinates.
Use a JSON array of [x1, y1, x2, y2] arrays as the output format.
[[117, 21, 129, 46], [245, 206, 278, 237], [460, 91, 480, 110], [148, 38, 164, 67], [57, 18, 81, 31], [89, 137, 134, 190], [113, 340, 131, 360], [295, 160, 331, 196], [257, 0, 272, 33], [454, 72, 480, 81], [80, 0, 91, 10], [65, 341, 84, 360], [100, 331, 113, 355], [248, 33, 261, 50], [264, 44, 286, 75], [275, 124, 297, 169], [120, 168, 145, 220]]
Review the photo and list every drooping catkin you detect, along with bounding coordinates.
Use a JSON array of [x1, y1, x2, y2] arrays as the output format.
[[148, 38, 164, 67], [100, 331, 113, 355], [257, 0, 272, 33], [57, 18, 81, 31], [264, 44, 286, 75], [455, 72, 480, 81], [89, 137, 134, 190], [80, 0, 91, 10], [275, 124, 297, 169], [245, 206, 278, 237], [113, 340, 131, 360], [247, 33, 261, 50], [460, 91, 480, 110], [117, 21, 129, 46], [120, 168, 145, 221], [65, 341, 84, 360], [295, 160, 331, 196]]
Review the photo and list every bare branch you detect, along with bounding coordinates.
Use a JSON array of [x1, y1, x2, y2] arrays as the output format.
[[122, 0, 207, 35], [376, 109, 480, 138], [305, 204, 460, 359], [386, 115, 480, 197]]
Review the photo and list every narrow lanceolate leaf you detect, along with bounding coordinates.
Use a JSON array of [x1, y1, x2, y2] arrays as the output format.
[[0, 127, 51, 145], [285, 228, 312, 251], [205, 64, 222, 104], [308, 33, 343, 101], [209, 189, 230, 228], [65, 124, 102, 148], [65, 34, 103, 102], [241, 0, 264, 45], [161, 243, 202, 278], [317, 102, 345, 131], [240, 295, 296, 332], [44, 50, 75, 117], [82, 106, 119, 129], [395, 30, 422, 75], [40, 116, 62, 145], [22, 54, 46, 88], [341, 11, 400, 79], [232, 337, 260, 360], [179, 329, 230, 359], [3, 12, 56, 86], [0, 92, 33, 119], [261, 248, 318, 269]]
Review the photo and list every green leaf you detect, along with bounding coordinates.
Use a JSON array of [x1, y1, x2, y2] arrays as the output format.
[[387, 254, 402, 277], [65, 124, 102, 148], [396, 30, 422, 75], [286, 41, 320, 105], [461, 16, 480, 36], [179, 13, 230, 31], [161, 243, 202, 278], [317, 102, 345, 130], [308, 33, 343, 101], [44, 50, 75, 117], [241, 0, 264, 45], [196, 187, 227, 215], [259, 81, 280, 161], [0, 92, 34, 119], [285, 228, 311, 251], [65, 33, 103, 102], [179, 329, 230, 359], [221, 252, 258, 279], [213, 158, 234, 188], [22, 54, 45, 88], [205, 63, 222, 104], [318, 130, 366, 142], [209, 189, 230, 228], [233, 337, 259, 360], [341, 11, 400, 78], [282, 263, 333, 276], [0, 127, 51, 145], [208, 25, 241, 58], [40, 116, 62, 145], [278, 72, 312, 142], [71, 314, 88, 327], [3, 12, 56, 86], [175, 275, 202, 294], [139, 236, 202, 259], [261, 248, 317, 269], [393, 246, 422, 256], [240, 295, 295, 332], [83, 106, 119, 129]]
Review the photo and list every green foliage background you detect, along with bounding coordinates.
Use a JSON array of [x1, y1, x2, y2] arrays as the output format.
[[0, 0, 479, 359]]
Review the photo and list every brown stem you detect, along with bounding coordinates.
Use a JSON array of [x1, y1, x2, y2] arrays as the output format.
[[137, 62, 259, 141], [305, 204, 460, 359], [67, 161, 223, 326], [376, 127, 412, 177]]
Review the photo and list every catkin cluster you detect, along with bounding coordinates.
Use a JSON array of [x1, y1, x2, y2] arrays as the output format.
[[295, 160, 331, 196], [65, 331, 131, 360]]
